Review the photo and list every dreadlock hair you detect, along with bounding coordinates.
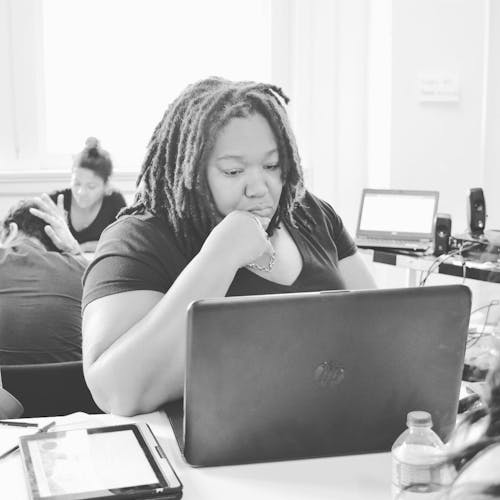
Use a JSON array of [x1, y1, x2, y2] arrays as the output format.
[[73, 137, 113, 182], [121, 76, 311, 257], [2, 199, 58, 252]]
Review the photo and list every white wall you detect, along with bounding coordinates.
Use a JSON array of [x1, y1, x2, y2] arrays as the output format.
[[387, 0, 500, 317], [0, 0, 45, 171], [483, 0, 500, 230], [277, 0, 340, 212], [391, 0, 489, 234], [282, 0, 375, 235], [0, 0, 18, 168]]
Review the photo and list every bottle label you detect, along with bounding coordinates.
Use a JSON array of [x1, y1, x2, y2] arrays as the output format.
[[392, 458, 443, 488]]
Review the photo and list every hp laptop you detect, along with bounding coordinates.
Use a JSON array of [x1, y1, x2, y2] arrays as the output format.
[[355, 188, 439, 252], [177, 285, 470, 466]]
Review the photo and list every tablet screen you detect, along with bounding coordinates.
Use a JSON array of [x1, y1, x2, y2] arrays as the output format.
[[20, 425, 173, 500]]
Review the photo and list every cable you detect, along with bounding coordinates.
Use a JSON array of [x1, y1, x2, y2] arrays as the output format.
[[419, 242, 483, 286], [470, 300, 500, 316], [466, 299, 500, 349], [419, 249, 461, 286]]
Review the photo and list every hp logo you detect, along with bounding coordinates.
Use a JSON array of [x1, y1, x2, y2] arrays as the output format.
[[314, 361, 345, 388]]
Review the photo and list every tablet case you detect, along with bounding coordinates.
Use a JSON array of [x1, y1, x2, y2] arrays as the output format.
[[19, 423, 183, 500]]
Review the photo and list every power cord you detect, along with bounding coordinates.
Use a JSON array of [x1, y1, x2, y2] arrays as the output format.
[[419, 242, 483, 286], [466, 299, 500, 349]]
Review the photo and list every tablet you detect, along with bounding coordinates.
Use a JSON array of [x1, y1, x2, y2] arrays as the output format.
[[19, 423, 182, 500]]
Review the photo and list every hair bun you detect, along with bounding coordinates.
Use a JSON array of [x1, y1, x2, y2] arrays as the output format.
[[85, 137, 100, 150]]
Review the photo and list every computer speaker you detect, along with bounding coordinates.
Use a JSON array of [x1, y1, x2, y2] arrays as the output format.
[[434, 213, 452, 256], [467, 188, 486, 236]]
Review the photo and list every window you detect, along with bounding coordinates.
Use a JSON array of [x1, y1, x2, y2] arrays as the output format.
[[42, 0, 271, 170]]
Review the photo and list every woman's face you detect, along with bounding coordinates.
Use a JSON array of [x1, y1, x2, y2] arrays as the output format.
[[70, 167, 107, 209], [206, 113, 283, 221]]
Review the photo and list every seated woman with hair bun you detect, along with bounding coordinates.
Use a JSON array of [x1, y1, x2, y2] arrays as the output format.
[[50, 137, 127, 252]]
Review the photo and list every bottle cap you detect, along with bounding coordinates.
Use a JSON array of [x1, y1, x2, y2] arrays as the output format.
[[407, 410, 432, 428]]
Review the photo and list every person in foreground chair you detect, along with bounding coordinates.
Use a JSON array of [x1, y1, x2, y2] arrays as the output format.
[[0, 197, 86, 365], [50, 137, 127, 252], [82, 76, 377, 416]]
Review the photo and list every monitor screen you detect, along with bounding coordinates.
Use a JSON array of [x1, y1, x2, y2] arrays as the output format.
[[359, 192, 437, 235]]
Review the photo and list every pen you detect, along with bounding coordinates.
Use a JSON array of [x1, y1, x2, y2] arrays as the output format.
[[0, 420, 39, 428], [0, 420, 56, 460]]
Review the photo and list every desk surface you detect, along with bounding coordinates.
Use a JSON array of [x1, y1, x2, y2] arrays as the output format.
[[1, 411, 392, 500]]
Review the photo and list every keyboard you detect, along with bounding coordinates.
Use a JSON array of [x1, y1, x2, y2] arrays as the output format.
[[355, 238, 431, 252]]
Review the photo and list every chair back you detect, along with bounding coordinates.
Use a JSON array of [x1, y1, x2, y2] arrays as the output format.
[[0, 387, 24, 418], [0, 361, 102, 417]]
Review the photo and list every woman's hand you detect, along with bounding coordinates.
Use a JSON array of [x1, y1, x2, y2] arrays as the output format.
[[29, 193, 82, 255], [203, 210, 274, 269]]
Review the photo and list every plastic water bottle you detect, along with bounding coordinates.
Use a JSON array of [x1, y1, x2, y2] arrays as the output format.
[[391, 411, 449, 499]]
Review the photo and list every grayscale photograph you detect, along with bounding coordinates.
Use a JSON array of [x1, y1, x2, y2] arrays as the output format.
[[0, 1, 499, 499]]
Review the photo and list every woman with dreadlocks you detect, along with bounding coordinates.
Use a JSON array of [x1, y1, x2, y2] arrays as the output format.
[[81, 77, 376, 415]]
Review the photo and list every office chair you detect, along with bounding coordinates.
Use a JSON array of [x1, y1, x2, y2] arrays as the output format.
[[0, 386, 24, 418], [0, 361, 103, 417]]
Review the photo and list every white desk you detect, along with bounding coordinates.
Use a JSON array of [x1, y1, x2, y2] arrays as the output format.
[[1, 411, 391, 500], [362, 248, 500, 286]]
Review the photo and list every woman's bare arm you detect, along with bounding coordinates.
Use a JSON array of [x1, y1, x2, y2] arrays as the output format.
[[338, 252, 377, 289], [83, 249, 237, 415], [83, 211, 273, 416]]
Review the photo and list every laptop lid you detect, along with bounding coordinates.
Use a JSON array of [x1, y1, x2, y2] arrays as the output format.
[[356, 188, 439, 242], [183, 285, 470, 467]]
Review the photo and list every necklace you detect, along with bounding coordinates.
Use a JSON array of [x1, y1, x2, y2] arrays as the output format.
[[246, 247, 277, 273]]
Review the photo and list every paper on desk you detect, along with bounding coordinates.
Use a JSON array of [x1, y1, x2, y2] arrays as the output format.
[[49, 412, 128, 432], [0, 425, 39, 456], [1, 412, 160, 461], [0, 413, 99, 457], [0, 412, 128, 455]]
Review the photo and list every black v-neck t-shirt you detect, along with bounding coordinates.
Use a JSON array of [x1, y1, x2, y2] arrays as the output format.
[[50, 188, 127, 244], [82, 192, 356, 309]]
